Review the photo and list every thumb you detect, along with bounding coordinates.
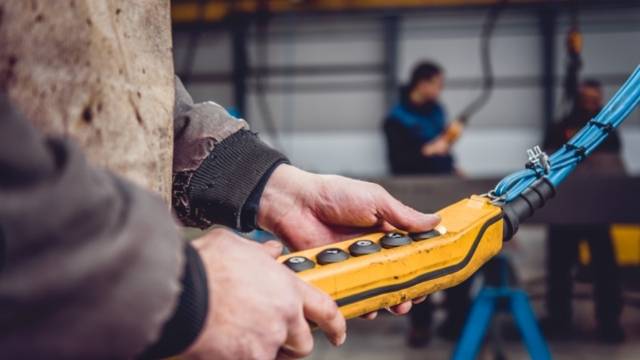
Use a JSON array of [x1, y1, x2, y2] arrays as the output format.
[[375, 191, 441, 233], [261, 240, 284, 258]]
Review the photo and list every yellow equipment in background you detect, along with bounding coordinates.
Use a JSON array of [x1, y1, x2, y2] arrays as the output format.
[[278, 196, 503, 319], [612, 225, 640, 266], [172, 0, 541, 25], [579, 225, 640, 267]]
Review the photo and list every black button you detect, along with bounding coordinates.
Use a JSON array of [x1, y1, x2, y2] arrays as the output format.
[[348, 239, 381, 256], [380, 232, 412, 248], [283, 256, 315, 272], [317, 248, 350, 265], [410, 230, 441, 241]]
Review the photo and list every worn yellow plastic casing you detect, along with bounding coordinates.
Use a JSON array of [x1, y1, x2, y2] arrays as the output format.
[[278, 196, 504, 320]]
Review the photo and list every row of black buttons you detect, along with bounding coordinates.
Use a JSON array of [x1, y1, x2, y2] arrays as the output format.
[[283, 230, 441, 272]]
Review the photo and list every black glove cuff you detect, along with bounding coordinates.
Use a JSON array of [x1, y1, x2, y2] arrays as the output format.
[[188, 130, 289, 229], [139, 243, 208, 359], [239, 159, 288, 232]]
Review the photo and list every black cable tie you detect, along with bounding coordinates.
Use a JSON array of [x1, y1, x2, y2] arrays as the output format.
[[525, 161, 544, 177], [589, 120, 614, 133], [564, 143, 587, 162]]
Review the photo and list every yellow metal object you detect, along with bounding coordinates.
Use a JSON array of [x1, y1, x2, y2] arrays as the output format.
[[579, 225, 640, 267], [578, 240, 590, 265], [443, 119, 465, 143], [172, 0, 542, 24], [567, 28, 583, 55], [612, 225, 640, 266], [278, 196, 504, 319]]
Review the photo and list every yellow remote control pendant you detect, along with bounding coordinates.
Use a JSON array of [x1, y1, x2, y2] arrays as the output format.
[[278, 196, 504, 320]]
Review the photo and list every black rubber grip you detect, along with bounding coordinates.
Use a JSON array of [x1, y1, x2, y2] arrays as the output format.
[[502, 177, 555, 240]]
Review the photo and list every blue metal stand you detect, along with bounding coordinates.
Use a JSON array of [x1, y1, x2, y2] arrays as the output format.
[[452, 257, 551, 360]]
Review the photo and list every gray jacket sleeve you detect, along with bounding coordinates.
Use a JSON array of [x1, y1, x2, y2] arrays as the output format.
[[0, 94, 184, 359], [172, 77, 289, 230]]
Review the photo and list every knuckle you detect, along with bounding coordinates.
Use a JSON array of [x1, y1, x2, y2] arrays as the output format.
[[298, 337, 314, 356], [267, 322, 288, 344], [369, 182, 385, 194], [320, 296, 339, 321], [250, 328, 286, 360], [250, 342, 278, 360], [236, 336, 261, 360], [375, 183, 386, 192], [278, 298, 300, 320]]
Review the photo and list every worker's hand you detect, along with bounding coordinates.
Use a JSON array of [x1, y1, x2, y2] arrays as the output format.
[[258, 164, 440, 249], [257, 164, 440, 316], [421, 136, 451, 157], [184, 229, 346, 360]]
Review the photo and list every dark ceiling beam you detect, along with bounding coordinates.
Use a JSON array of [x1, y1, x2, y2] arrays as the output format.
[[172, 0, 640, 30]]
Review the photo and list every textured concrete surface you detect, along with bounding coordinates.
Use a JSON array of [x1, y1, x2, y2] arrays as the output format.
[[0, 0, 175, 201]]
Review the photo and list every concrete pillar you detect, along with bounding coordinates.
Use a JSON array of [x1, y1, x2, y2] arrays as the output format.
[[0, 0, 175, 203]]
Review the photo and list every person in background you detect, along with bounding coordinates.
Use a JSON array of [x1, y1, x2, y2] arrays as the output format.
[[383, 61, 471, 347], [542, 79, 625, 343], [384, 62, 456, 175]]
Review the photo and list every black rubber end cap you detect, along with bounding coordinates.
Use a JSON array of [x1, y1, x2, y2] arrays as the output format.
[[502, 177, 556, 241]]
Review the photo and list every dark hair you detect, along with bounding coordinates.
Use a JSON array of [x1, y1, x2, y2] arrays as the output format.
[[581, 78, 602, 90], [409, 61, 443, 89]]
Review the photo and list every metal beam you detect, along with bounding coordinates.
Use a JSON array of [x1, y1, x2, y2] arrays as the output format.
[[172, 0, 640, 27], [252, 63, 384, 76], [230, 13, 249, 117], [177, 71, 637, 95], [539, 2, 557, 134], [172, 0, 527, 24], [382, 15, 400, 108]]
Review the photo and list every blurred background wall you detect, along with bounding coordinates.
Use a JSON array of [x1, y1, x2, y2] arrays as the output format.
[[172, 3, 640, 177]]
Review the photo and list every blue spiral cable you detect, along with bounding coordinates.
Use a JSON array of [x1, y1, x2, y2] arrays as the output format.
[[491, 65, 640, 203]]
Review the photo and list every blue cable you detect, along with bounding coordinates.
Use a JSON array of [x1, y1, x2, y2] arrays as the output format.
[[491, 65, 640, 203]]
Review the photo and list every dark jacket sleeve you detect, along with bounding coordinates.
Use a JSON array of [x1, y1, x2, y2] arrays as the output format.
[[384, 117, 422, 175], [172, 77, 288, 231], [0, 94, 185, 359]]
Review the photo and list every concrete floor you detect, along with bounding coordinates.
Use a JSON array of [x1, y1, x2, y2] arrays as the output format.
[[309, 296, 640, 360]]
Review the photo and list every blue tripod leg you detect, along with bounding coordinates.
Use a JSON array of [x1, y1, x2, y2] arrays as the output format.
[[510, 290, 552, 360], [451, 289, 497, 360]]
